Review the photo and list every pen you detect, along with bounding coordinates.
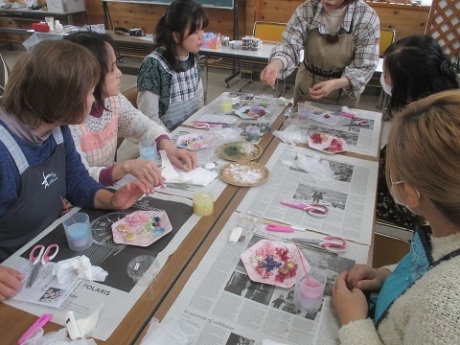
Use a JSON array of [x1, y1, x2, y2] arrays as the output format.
[[18, 313, 52, 344]]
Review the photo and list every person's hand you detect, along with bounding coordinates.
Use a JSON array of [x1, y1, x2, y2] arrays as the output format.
[[308, 79, 339, 99], [332, 272, 368, 325], [0, 265, 25, 302], [110, 181, 155, 210], [347, 264, 391, 291], [260, 60, 284, 88], [116, 159, 164, 186], [160, 140, 197, 171]]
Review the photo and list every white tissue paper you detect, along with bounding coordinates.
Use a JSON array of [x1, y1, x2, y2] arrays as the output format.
[[275, 97, 293, 107], [273, 124, 303, 145], [52, 256, 108, 284], [160, 150, 217, 186], [65, 305, 103, 341], [281, 153, 333, 183], [140, 318, 200, 345]]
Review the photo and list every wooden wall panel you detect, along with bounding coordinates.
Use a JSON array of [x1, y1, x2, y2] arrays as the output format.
[[372, 3, 429, 39], [85, 0, 243, 39], [243, 1, 429, 39]]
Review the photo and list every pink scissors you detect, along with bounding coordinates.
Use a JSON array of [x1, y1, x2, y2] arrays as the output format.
[[294, 236, 347, 253], [26, 244, 59, 288], [193, 121, 222, 129], [281, 201, 328, 217]]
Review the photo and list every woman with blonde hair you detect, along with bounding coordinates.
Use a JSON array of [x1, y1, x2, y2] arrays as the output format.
[[333, 90, 460, 344]]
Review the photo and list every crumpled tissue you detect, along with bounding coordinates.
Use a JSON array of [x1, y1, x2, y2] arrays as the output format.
[[140, 318, 200, 345], [273, 124, 303, 145], [161, 151, 217, 186], [19, 328, 97, 345], [275, 97, 293, 107], [65, 304, 103, 341], [281, 153, 333, 183], [52, 256, 108, 284]]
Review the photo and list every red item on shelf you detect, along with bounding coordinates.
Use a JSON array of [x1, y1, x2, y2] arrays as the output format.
[[32, 22, 50, 32]]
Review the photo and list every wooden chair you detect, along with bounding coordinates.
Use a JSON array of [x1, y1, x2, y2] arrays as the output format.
[[116, 85, 139, 161], [379, 28, 396, 57], [252, 21, 286, 43]]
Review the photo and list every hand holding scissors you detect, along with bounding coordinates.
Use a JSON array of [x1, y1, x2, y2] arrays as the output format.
[[26, 244, 59, 288], [294, 236, 347, 253], [281, 201, 328, 217]]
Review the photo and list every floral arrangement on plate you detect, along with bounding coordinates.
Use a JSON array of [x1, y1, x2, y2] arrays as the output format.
[[307, 133, 348, 154], [176, 132, 215, 151], [218, 141, 262, 161], [111, 210, 173, 247], [240, 239, 310, 288], [235, 105, 270, 119]]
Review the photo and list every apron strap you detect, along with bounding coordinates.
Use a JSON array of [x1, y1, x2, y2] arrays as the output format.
[[52, 127, 64, 145], [0, 124, 29, 174]]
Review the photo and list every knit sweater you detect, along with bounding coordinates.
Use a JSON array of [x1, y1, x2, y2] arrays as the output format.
[[70, 93, 169, 184], [338, 232, 460, 344]]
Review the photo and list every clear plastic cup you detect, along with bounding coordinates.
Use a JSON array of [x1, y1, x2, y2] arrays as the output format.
[[139, 139, 158, 162], [293, 267, 326, 313], [127, 255, 160, 286], [62, 212, 92, 251], [297, 102, 311, 129]]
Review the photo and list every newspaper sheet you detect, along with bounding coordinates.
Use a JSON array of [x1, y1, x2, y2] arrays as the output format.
[[162, 212, 371, 345], [4, 193, 199, 341], [237, 143, 378, 245], [296, 102, 382, 158]]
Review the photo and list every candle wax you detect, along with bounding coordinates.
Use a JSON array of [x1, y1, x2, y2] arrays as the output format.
[[193, 193, 214, 216], [68, 223, 90, 247]]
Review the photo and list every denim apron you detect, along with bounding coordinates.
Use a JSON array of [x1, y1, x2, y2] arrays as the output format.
[[373, 226, 460, 326], [0, 124, 66, 261]]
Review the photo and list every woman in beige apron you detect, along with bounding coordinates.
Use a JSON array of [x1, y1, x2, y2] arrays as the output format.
[[261, 0, 379, 107], [294, 28, 356, 106]]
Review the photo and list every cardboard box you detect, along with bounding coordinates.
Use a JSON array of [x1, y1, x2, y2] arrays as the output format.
[[46, 0, 86, 14]]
